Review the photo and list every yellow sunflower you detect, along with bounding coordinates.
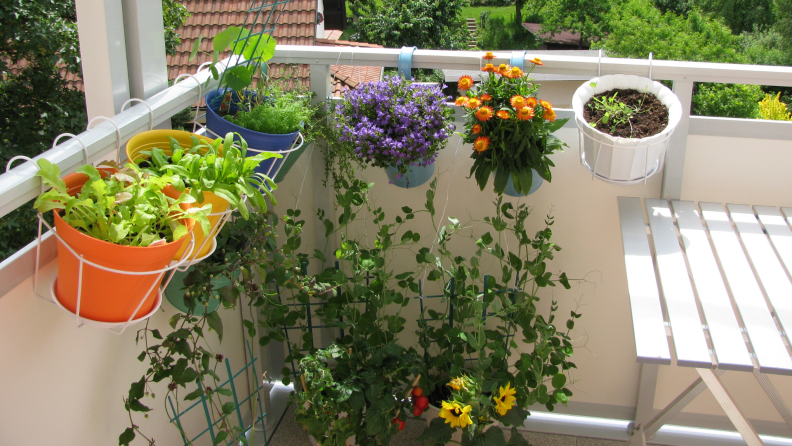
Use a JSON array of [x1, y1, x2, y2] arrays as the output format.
[[439, 401, 473, 429], [447, 376, 469, 390], [493, 383, 517, 416]]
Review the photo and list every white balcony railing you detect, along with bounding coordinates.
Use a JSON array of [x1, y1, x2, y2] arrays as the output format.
[[1, 46, 791, 297]]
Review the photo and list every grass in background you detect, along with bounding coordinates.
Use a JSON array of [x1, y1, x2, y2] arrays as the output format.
[[461, 6, 513, 23]]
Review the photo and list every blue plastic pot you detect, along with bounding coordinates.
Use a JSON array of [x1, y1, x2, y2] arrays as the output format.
[[384, 162, 435, 189], [164, 266, 229, 315], [205, 90, 300, 182], [503, 169, 543, 197]]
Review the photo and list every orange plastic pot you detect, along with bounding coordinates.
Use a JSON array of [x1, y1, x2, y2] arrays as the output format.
[[53, 169, 194, 323]]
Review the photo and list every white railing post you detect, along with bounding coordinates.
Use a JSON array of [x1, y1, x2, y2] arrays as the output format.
[[121, 0, 170, 102], [74, 0, 131, 119], [661, 79, 694, 200]]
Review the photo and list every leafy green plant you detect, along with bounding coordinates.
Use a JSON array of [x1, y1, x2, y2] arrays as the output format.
[[33, 160, 210, 246], [758, 92, 792, 121], [692, 83, 762, 118], [225, 82, 313, 135], [586, 86, 649, 136], [190, 26, 277, 92], [137, 132, 280, 219]]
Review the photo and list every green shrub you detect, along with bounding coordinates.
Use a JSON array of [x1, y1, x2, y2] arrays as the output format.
[[692, 83, 763, 119], [477, 14, 539, 50], [226, 88, 312, 135]]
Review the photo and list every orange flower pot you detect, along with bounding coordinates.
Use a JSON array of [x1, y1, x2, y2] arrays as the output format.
[[53, 169, 194, 323]]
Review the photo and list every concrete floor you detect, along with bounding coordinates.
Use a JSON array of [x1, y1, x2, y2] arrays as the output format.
[[267, 405, 634, 446]]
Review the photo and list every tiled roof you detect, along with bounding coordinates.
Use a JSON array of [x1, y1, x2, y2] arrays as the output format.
[[317, 30, 383, 96]]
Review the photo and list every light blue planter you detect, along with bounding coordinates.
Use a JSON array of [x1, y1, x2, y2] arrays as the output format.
[[205, 90, 300, 182], [164, 266, 229, 315], [504, 169, 543, 197], [385, 162, 435, 189]]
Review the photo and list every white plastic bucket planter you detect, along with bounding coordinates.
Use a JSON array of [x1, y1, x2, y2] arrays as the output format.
[[572, 75, 682, 184]]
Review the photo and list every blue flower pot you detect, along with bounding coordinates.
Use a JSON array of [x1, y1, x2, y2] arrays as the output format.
[[385, 162, 435, 188], [504, 169, 543, 197], [205, 90, 300, 183], [164, 266, 229, 315]]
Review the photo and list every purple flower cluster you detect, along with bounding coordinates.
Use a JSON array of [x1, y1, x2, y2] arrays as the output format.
[[335, 75, 455, 172]]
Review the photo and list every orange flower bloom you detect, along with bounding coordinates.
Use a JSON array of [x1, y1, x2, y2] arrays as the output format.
[[458, 75, 474, 90], [497, 64, 510, 76], [482, 63, 496, 73], [483, 52, 496, 60], [475, 106, 494, 121], [525, 97, 538, 108], [473, 136, 490, 152], [496, 110, 511, 120], [454, 96, 470, 107], [543, 107, 557, 122], [516, 106, 535, 121], [509, 66, 524, 78], [467, 97, 482, 109], [529, 57, 544, 66], [472, 124, 482, 134], [510, 95, 526, 109], [540, 99, 553, 110], [481, 93, 492, 101]]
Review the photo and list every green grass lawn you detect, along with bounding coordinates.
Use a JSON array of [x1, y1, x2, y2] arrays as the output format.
[[461, 6, 515, 24]]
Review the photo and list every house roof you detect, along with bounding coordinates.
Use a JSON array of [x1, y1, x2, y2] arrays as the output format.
[[317, 29, 383, 96], [522, 23, 585, 46]]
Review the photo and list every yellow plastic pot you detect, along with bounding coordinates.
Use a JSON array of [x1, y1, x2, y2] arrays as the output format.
[[126, 130, 228, 261]]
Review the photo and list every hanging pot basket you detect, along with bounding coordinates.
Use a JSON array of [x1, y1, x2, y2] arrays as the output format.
[[572, 75, 682, 184], [384, 162, 435, 189]]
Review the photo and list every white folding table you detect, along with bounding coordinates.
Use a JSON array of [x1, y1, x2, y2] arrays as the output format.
[[618, 197, 792, 445]]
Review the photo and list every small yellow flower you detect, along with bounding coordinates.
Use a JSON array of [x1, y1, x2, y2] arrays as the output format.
[[472, 124, 482, 134], [447, 376, 468, 391], [481, 93, 492, 101], [494, 383, 517, 416], [439, 401, 473, 428], [454, 96, 470, 107], [540, 99, 553, 110], [516, 106, 535, 121], [458, 75, 474, 90], [473, 136, 490, 153], [482, 63, 496, 73], [496, 110, 511, 120], [525, 97, 538, 108], [467, 97, 483, 109], [510, 95, 526, 110], [475, 106, 494, 122], [529, 57, 544, 66], [510, 66, 524, 78], [483, 51, 496, 60], [543, 107, 557, 122], [497, 64, 510, 76]]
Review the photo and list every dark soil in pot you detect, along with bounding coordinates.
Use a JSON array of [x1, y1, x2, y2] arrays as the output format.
[[584, 88, 669, 138]]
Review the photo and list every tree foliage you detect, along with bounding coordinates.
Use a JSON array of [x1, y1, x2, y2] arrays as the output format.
[[346, 0, 470, 50], [696, 0, 776, 34], [692, 83, 763, 118], [539, 0, 614, 48]]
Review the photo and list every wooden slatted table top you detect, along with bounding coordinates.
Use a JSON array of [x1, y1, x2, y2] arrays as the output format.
[[617, 197, 792, 376]]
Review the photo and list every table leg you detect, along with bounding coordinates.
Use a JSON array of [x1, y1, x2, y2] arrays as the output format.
[[697, 368, 764, 446]]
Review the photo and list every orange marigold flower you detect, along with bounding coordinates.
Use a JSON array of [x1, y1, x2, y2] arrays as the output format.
[[540, 99, 553, 110], [481, 93, 492, 101], [454, 96, 470, 107], [482, 63, 496, 73], [525, 97, 538, 108], [497, 64, 510, 76], [467, 97, 482, 109], [510, 66, 524, 78], [473, 136, 491, 152], [496, 110, 511, 120], [483, 51, 496, 60], [475, 106, 494, 121], [458, 75, 474, 90], [529, 57, 544, 66], [543, 107, 557, 122], [472, 124, 482, 134], [510, 95, 526, 109], [516, 106, 535, 121]]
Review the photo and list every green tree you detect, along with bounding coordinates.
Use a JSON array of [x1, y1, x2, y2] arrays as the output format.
[[776, 0, 792, 50], [539, 0, 614, 48], [653, 0, 694, 15], [596, 0, 743, 62], [695, 0, 775, 34], [692, 83, 763, 117], [740, 29, 792, 66], [347, 0, 470, 50]]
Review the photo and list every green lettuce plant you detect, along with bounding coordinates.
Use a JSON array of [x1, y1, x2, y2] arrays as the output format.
[[33, 160, 210, 246], [138, 132, 280, 219]]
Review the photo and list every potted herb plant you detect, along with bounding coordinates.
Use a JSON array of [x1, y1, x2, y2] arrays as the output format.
[[192, 28, 313, 182], [33, 160, 211, 323], [457, 53, 568, 196], [335, 75, 455, 188], [127, 130, 280, 261], [573, 74, 682, 183]]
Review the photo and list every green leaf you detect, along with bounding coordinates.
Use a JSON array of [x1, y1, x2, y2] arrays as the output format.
[[416, 417, 454, 444], [128, 378, 145, 401], [552, 373, 567, 389], [216, 387, 233, 396], [483, 426, 507, 446], [427, 270, 442, 281], [497, 406, 530, 427], [213, 431, 229, 445], [184, 388, 204, 401], [129, 399, 151, 412], [222, 401, 235, 415], [212, 26, 248, 52], [224, 65, 252, 91], [506, 427, 530, 446], [119, 428, 135, 446], [494, 166, 509, 194], [206, 311, 224, 342]]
